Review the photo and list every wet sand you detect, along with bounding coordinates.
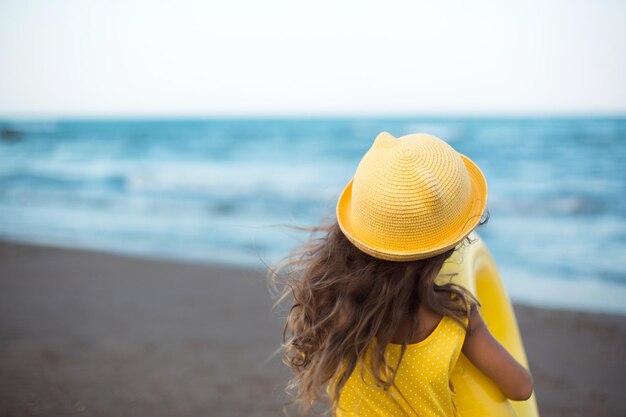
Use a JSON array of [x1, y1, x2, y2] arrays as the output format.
[[0, 241, 624, 416]]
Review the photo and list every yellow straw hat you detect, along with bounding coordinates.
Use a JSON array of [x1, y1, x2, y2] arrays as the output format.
[[336, 132, 488, 261]]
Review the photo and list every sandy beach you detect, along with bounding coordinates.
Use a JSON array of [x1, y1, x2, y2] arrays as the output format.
[[0, 240, 624, 417]]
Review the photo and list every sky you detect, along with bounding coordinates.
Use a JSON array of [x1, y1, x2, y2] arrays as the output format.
[[0, 0, 625, 117]]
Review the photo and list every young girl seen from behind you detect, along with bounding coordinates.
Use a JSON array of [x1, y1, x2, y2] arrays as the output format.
[[271, 132, 533, 416]]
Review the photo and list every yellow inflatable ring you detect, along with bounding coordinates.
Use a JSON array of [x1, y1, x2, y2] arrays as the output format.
[[438, 232, 540, 417]]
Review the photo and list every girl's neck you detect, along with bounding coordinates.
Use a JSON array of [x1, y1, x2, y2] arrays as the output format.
[[390, 304, 444, 345]]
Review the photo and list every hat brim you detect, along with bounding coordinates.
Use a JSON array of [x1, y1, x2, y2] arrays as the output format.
[[336, 154, 488, 262]]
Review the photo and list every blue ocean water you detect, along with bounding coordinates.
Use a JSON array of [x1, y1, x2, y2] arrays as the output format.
[[1, 118, 625, 314]]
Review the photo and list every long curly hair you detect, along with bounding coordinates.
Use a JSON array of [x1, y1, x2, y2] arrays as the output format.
[[269, 221, 480, 415]]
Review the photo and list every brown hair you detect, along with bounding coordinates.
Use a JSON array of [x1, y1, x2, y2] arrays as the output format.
[[269, 221, 480, 415]]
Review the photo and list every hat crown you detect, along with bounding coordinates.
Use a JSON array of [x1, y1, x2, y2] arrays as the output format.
[[350, 132, 473, 253]]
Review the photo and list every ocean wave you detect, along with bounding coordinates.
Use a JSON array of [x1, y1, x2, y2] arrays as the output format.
[[489, 195, 625, 216], [0, 158, 347, 200]]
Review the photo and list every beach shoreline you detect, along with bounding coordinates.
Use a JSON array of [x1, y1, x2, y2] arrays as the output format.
[[1, 240, 624, 416]]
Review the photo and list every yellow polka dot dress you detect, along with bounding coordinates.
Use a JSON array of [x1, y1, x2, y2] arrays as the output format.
[[334, 316, 466, 417]]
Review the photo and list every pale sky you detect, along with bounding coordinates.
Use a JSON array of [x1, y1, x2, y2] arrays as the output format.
[[1, 0, 625, 117]]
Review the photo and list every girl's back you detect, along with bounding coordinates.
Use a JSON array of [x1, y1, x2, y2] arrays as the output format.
[[337, 311, 466, 416]]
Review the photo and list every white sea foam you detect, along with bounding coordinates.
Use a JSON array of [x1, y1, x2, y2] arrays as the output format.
[[503, 268, 626, 315]]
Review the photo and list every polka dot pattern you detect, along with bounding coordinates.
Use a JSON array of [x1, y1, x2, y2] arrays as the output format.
[[333, 316, 466, 417]]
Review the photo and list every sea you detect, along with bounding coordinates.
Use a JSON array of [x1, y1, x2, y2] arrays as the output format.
[[1, 117, 625, 314]]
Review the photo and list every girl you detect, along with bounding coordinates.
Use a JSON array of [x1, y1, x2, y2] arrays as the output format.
[[271, 132, 533, 416]]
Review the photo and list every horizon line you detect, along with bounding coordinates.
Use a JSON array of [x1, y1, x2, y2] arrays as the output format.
[[1, 111, 626, 121]]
